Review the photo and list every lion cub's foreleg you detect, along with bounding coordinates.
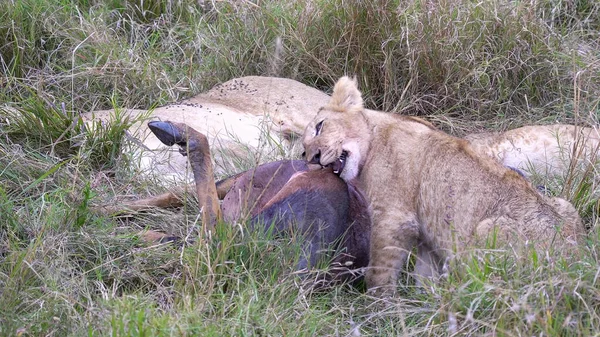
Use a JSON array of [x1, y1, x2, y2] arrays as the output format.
[[366, 212, 421, 296], [413, 241, 444, 286]]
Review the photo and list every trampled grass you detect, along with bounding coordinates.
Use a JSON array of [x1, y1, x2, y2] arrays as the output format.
[[1, 0, 600, 336]]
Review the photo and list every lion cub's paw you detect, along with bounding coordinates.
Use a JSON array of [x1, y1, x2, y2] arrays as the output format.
[[366, 285, 397, 298]]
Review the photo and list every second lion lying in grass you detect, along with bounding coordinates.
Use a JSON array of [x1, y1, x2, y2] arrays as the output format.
[[302, 76, 585, 296]]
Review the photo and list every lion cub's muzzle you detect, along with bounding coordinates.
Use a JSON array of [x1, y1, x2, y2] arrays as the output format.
[[304, 149, 348, 176], [304, 149, 322, 171], [330, 151, 348, 175], [308, 149, 321, 165]]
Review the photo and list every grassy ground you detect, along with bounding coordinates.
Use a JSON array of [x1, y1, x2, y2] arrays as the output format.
[[1, 0, 600, 336]]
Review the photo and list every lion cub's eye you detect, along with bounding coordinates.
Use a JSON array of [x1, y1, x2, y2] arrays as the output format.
[[315, 120, 324, 136]]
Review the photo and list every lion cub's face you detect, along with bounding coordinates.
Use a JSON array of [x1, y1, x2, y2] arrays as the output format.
[[302, 77, 370, 181]]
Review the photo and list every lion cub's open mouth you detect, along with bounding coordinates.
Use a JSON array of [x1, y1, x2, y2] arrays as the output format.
[[328, 151, 348, 176]]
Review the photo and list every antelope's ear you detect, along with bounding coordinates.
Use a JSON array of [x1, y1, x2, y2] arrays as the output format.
[[326, 76, 363, 113]]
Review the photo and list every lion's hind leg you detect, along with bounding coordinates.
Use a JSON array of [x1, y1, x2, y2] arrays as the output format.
[[475, 215, 523, 247]]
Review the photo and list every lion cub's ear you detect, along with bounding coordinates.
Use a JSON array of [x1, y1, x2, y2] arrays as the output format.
[[327, 76, 363, 113]]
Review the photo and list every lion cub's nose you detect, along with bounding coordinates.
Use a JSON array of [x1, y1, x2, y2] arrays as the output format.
[[308, 150, 321, 165]]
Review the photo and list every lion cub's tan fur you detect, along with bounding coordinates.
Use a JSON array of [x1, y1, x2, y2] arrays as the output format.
[[302, 76, 584, 295]]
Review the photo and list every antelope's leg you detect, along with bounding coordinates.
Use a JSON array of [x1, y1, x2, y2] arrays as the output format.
[[215, 171, 246, 199], [95, 186, 190, 215], [121, 191, 183, 210], [101, 171, 244, 216], [148, 121, 222, 231]]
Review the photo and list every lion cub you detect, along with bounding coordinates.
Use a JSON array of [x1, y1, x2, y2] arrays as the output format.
[[302, 76, 584, 295]]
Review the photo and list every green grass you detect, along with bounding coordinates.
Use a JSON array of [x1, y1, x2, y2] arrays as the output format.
[[1, 0, 600, 336]]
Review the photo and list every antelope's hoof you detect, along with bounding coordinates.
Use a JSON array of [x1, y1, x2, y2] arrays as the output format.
[[148, 121, 186, 147]]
